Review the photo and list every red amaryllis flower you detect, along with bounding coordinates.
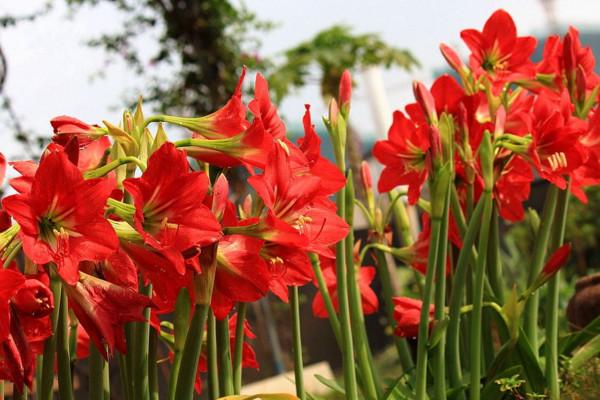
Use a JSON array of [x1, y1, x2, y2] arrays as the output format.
[[461, 9, 536, 93], [493, 156, 533, 222], [183, 117, 273, 170], [211, 234, 269, 320], [295, 106, 346, 196], [248, 73, 286, 141], [248, 144, 349, 257], [158, 67, 250, 139], [260, 242, 312, 303], [403, 214, 459, 276], [312, 251, 378, 318], [372, 110, 429, 204], [522, 90, 587, 189], [63, 271, 153, 359], [2, 149, 118, 284], [0, 270, 53, 393], [123, 142, 222, 274], [50, 116, 106, 147], [392, 297, 434, 338], [0, 152, 5, 187]]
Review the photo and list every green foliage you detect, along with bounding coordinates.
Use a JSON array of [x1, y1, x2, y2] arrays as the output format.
[[266, 25, 419, 103], [64, 0, 274, 115]]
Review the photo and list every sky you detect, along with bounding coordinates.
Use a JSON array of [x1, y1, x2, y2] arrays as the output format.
[[1, 0, 600, 160]]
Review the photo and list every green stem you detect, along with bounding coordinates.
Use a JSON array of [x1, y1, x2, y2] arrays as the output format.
[[149, 328, 159, 400], [291, 287, 306, 400], [469, 191, 494, 400], [118, 351, 133, 400], [345, 171, 380, 400], [447, 197, 486, 397], [133, 282, 152, 400], [89, 342, 109, 400], [374, 248, 414, 372], [167, 289, 191, 400], [175, 304, 211, 400], [524, 185, 558, 356], [335, 183, 358, 399], [40, 276, 62, 400], [433, 183, 451, 400], [83, 156, 147, 179], [216, 317, 234, 396], [415, 214, 442, 400], [487, 205, 503, 302], [309, 252, 341, 346], [387, 189, 415, 246], [57, 287, 74, 400], [233, 302, 248, 394], [208, 311, 219, 400], [545, 183, 570, 400]]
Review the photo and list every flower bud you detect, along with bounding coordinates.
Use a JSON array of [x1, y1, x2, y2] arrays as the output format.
[[11, 278, 54, 318], [413, 80, 438, 124], [338, 70, 352, 117]]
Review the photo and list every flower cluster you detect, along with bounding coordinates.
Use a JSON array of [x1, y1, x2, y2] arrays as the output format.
[[0, 70, 348, 394]]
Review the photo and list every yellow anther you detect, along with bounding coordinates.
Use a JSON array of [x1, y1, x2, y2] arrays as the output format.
[[547, 152, 567, 171], [277, 139, 290, 156]]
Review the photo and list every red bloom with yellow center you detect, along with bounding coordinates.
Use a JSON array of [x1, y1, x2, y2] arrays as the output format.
[[461, 9, 536, 93], [2, 149, 118, 284], [372, 110, 429, 204], [123, 142, 222, 273]]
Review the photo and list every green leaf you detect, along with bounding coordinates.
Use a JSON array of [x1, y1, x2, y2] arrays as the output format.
[[558, 314, 600, 356], [570, 332, 600, 371], [382, 375, 416, 400], [428, 318, 449, 350], [313, 374, 345, 395], [515, 328, 545, 392], [502, 285, 524, 340], [446, 383, 468, 400]]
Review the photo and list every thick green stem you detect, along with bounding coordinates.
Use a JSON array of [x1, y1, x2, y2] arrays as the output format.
[[309, 252, 342, 346], [207, 311, 219, 400], [149, 328, 158, 400], [83, 156, 147, 179], [40, 277, 62, 400], [174, 305, 211, 400], [345, 172, 380, 400], [415, 215, 442, 400], [290, 287, 306, 400], [433, 183, 451, 400], [545, 184, 570, 399], [469, 191, 493, 400], [216, 317, 234, 396], [132, 282, 152, 400], [233, 302, 247, 394], [167, 289, 192, 400], [90, 342, 109, 400], [374, 249, 414, 372], [446, 197, 486, 397], [524, 185, 558, 355], [57, 287, 74, 400], [487, 205, 503, 302], [335, 183, 358, 399]]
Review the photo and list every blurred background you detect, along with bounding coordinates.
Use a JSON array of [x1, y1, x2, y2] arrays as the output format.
[[2, 0, 600, 160]]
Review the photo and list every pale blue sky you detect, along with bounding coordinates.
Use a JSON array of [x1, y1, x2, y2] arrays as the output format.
[[1, 1, 600, 159]]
